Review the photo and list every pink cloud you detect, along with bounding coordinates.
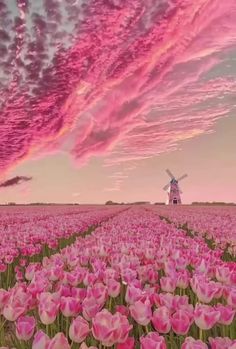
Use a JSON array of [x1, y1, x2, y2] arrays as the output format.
[[0, 0, 236, 173]]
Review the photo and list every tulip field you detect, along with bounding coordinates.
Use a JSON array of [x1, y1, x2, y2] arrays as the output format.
[[0, 205, 235, 349]]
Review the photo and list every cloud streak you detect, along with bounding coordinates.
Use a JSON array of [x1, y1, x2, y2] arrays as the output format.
[[0, 176, 32, 188], [0, 0, 236, 172]]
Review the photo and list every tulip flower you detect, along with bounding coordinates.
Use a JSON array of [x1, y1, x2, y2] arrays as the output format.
[[47, 333, 70, 349], [171, 310, 192, 335], [129, 299, 152, 326], [16, 315, 36, 341], [194, 304, 220, 330], [181, 337, 208, 349], [69, 316, 90, 343], [32, 331, 50, 349], [152, 306, 171, 334], [140, 332, 167, 349]]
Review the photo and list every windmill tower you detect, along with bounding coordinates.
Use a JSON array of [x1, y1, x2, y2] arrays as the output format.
[[163, 169, 188, 205]]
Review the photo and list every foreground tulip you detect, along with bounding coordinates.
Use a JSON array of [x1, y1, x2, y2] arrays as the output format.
[[3, 302, 25, 321], [209, 337, 235, 349], [194, 304, 220, 330], [92, 309, 132, 347], [129, 300, 152, 326], [181, 337, 208, 349], [152, 306, 171, 334], [32, 331, 50, 349], [16, 315, 36, 341], [69, 316, 90, 343], [140, 332, 167, 349], [48, 333, 70, 349], [171, 310, 191, 335]]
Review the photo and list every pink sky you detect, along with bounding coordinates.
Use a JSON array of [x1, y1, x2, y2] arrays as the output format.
[[0, 0, 236, 204]]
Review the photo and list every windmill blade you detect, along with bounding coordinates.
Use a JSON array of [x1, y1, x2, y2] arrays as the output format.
[[163, 183, 170, 191], [177, 174, 188, 182], [166, 169, 175, 179]]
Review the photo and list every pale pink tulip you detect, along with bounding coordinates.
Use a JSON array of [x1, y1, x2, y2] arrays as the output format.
[[69, 316, 90, 343], [194, 304, 220, 330], [32, 330, 50, 349], [48, 333, 70, 349], [181, 337, 208, 349], [129, 299, 152, 326]]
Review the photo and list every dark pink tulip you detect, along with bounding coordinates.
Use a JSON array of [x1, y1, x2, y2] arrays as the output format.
[[69, 316, 90, 343], [117, 337, 135, 349], [171, 310, 191, 335], [152, 306, 171, 334], [181, 337, 208, 349], [16, 315, 36, 341], [32, 330, 50, 349], [194, 304, 220, 330], [115, 305, 129, 317], [140, 332, 167, 349]]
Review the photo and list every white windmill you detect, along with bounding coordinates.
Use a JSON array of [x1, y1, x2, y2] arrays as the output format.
[[163, 169, 188, 205]]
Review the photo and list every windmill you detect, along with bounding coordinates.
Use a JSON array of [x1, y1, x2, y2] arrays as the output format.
[[163, 169, 188, 205]]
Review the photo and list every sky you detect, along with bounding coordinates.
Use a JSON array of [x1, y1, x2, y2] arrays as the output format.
[[0, 0, 236, 204]]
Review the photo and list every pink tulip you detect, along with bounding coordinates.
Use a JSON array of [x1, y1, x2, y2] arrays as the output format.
[[160, 277, 176, 293], [117, 337, 135, 349], [0, 289, 9, 312], [82, 295, 103, 320], [3, 301, 25, 321], [226, 288, 236, 308], [69, 316, 90, 343], [92, 309, 132, 347], [181, 337, 208, 349], [60, 296, 81, 317], [32, 331, 50, 349], [16, 315, 36, 341], [152, 306, 171, 334], [140, 332, 167, 349], [48, 333, 70, 349], [115, 305, 129, 317], [195, 282, 217, 304], [38, 292, 60, 325], [171, 310, 191, 335], [107, 279, 121, 298], [209, 337, 234, 349], [125, 285, 142, 305], [129, 299, 152, 326], [215, 304, 235, 325], [194, 304, 220, 330]]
